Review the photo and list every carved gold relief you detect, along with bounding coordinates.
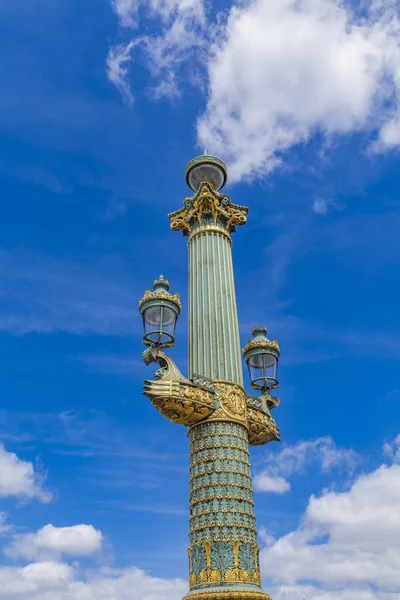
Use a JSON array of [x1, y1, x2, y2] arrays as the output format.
[[242, 338, 280, 354], [152, 397, 214, 426], [247, 406, 280, 446], [139, 289, 181, 309], [210, 569, 222, 583], [252, 570, 262, 585], [168, 182, 248, 236], [221, 385, 246, 419], [143, 351, 217, 426], [224, 568, 251, 583], [197, 569, 222, 584]]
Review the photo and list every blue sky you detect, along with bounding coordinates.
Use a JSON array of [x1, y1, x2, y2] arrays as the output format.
[[1, 0, 400, 599]]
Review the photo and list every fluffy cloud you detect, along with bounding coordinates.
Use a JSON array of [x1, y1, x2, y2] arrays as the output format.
[[6, 525, 102, 561], [0, 444, 51, 503], [253, 436, 357, 493], [112, 0, 139, 28], [0, 563, 186, 600], [260, 455, 400, 597], [383, 433, 400, 462], [106, 41, 137, 107], [0, 436, 399, 599], [107, 0, 400, 181], [108, 0, 206, 101], [198, 0, 400, 180], [270, 585, 396, 600], [253, 474, 290, 493]]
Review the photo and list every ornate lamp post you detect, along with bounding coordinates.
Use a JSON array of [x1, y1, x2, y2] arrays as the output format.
[[140, 153, 280, 600]]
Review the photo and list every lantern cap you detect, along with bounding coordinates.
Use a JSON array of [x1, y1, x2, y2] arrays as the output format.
[[242, 325, 280, 355], [153, 274, 170, 292], [139, 275, 181, 310], [185, 152, 228, 192]]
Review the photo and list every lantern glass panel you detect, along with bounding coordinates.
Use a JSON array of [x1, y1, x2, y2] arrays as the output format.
[[248, 352, 278, 389], [144, 305, 162, 328], [143, 304, 177, 347]]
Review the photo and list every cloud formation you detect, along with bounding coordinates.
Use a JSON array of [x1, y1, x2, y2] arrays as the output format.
[[108, 0, 206, 101], [106, 41, 137, 107], [0, 435, 398, 599], [0, 562, 187, 599], [261, 457, 400, 597], [6, 524, 102, 561], [107, 0, 400, 181], [254, 436, 357, 493], [0, 444, 51, 503], [198, 0, 400, 180]]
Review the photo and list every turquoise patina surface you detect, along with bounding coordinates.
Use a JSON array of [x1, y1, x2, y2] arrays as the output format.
[[141, 154, 280, 600]]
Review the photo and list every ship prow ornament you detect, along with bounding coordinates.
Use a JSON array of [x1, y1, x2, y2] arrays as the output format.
[[139, 153, 281, 600]]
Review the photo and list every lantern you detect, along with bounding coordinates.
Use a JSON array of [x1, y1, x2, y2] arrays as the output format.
[[139, 276, 181, 348], [185, 151, 228, 192], [243, 327, 280, 391]]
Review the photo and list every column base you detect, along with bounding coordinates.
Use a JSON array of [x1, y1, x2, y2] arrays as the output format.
[[183, 591, 272, 600]]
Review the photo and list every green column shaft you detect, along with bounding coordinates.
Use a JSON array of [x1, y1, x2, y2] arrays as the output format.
[[188, 420, 261, 592], [188, 229, 243, 385], [187, 226, 262, 595]]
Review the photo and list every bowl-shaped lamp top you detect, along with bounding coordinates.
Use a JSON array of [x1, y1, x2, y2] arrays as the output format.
[[185, 153, 228, 192]]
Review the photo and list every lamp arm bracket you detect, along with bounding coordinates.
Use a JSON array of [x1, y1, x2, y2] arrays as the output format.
[[142, 347, 189, 382], [143, 379, 216, 427]]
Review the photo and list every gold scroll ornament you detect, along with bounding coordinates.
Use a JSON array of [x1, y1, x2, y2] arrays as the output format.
[[168, 181, 248, 236], [145, 379, 215, 427], [143, 350, 279, 443]]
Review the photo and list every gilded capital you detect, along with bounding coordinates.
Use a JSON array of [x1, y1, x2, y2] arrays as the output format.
[[168, 181, 248, 237]]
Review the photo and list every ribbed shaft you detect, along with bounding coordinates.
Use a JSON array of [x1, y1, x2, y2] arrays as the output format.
[[188, 230, 243, 385]]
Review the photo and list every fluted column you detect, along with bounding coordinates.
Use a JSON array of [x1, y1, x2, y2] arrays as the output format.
[[161, 163, 276, 600], [188, 225, 243, 385]]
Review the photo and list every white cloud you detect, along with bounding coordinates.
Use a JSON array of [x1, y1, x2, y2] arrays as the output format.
[[112, 0, 139, 28], [269, 584, 395, 600], [18, 561, 75, 590], [313, 198, 330, 215], [197, 0, 400, 181], [108, 0, 206, 103], [6, 525, 102, 561], [0, 562, 186, 599], [106, 41, 137, 107], [312, 197, 344, 214], [260, 459, 400, 597], [254, 436, 357, 493], [0, 444, 51, 503], [253, 474, 291, 493], [0, 435, 399, 599], [383, 433, 400, 462]]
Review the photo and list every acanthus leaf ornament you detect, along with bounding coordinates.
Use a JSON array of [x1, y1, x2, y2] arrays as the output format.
[[139, 289, 182, 310], [247, 406, 280, 446], [242, 338, 280, 354], [168, 182, 248, 237]]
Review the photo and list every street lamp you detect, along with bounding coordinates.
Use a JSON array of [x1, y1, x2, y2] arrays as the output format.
[[243, 327, 280, 391], [139, 153, 281, 600], [139, 275, 181, 348]]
